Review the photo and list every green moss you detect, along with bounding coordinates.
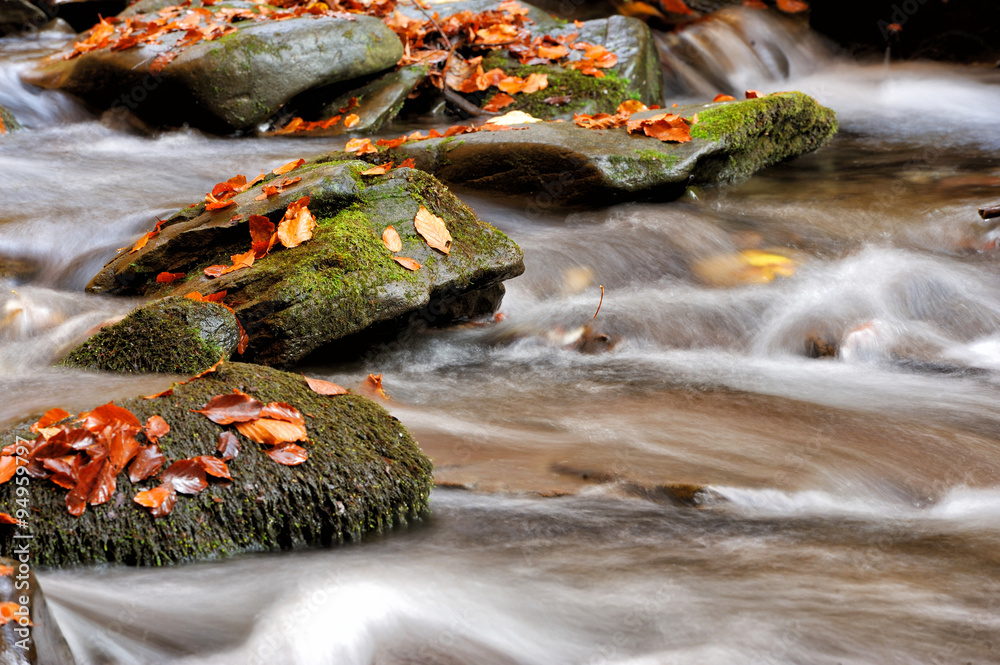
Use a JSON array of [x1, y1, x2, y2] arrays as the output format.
[[0, 105, 20, 133], [59, 298, 238, 374], [0, 363, 433, 566]]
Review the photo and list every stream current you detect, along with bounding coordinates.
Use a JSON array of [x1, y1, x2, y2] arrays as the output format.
[[1, 8, 999, 664]]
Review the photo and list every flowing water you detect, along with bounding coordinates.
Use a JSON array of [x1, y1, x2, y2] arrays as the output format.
[[2, 8, 1000, 664]]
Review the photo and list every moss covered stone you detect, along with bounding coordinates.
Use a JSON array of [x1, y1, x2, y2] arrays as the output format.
[[22, 14, 403, 132], [0, 362, 433, 567], [340, 91, 837, 205], [86, 162, 524, 367], [0, 105, 20, 133], [60, 296, 240, 374]]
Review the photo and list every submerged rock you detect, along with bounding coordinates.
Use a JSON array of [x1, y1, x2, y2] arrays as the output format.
[[86, 162, 524, 367], [0, 557, 76, 664], [358, 92, 837, 205], [0, 362, 434, 566], [0, 104, 21, 133], [22, 14, 403, 132], [60, 296, 241, 374], [0, 0, 46, 35]]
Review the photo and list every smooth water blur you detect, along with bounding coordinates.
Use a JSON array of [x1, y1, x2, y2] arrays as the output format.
[[2, 9, 1000, 665]]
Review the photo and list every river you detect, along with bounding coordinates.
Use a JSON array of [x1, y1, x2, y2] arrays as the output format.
[[1, 8, 999, 665]]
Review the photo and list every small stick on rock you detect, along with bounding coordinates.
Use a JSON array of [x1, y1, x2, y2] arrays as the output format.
[[979, 204, 1000, 220]]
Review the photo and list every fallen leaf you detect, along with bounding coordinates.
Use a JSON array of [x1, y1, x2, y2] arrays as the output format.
[[0, 457, 16, 486], [191, 391, 263, 425], [303, 375, 349, 395], [265, 442, 308, 466], [775, 0, 808, 12], [627, 113, 692, 143], [249, 214, 277, 258], [382, 225, 403, 252], [217, 431, 240, 460], [362, 163, 393, 175], [128, 444, 165, 483], [344, 138, 377, 154], [31, 408, 69, 432], [362, 373, 390, 400], [253, 185, 279, 201], [0, 514, 17, 526], [235, 418, 308, 445], [0, 564, 12, 575], [236, 320, 249, 355], [134, 484, 176, 517], [77, 403, 141, 434], [259, 402, 305, 426], [392, 256, 421, 271], [156, 272, 186, 284], [414, 206, 452, 254], [162, 459, 208, 495], [537, 44, 569, 59], [398, 158, 416, 168], [344, 114, 360, 128], [129, 233, 151, 254], [745, 89, 764, 99], [144, 415, 170, 444], [193, 455, 231, 480], [272, 158, 305, 175], [660, 0, 693, 13], [713, 93, 736, 102], [277, 196, 316, 249], [142, 388, 174, 400], [483, 92, 515, 113]]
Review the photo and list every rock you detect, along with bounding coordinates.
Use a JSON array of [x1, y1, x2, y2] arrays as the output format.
[[59, 296, 241, 374], [86, 161, 524, 367], [0, 558, 76, 664], [394, 0, 559, 32], [464, 14, 663, 119], [22, 14, 404, 133], [0, 362, 433, 566], [0, 105, 20, 134], [54, 0, 128, 33], [0, 0, 47, 35], [356, 91, 837, 205]]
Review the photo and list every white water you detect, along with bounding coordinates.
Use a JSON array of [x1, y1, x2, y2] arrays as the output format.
[[1, 9, 999, 665]]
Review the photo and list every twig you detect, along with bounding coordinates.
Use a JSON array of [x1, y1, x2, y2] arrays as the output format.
[[443, 87, 496, 116], [592, 284, 604, 320], [979, 204, 1000, 221], [410, 0, 452, 51]]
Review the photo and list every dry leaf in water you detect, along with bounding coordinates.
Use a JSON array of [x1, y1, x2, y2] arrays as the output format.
[[382, 226, 402, 252], [361, 373, 390, 400], [414, 206, 452, 254]]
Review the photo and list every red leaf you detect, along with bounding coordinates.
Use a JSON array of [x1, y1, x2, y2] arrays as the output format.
[[88, 459, 116, 506], [66, 457, 103, 516], [236, 319, 249, 355], [193, 455, 231, 480], [107, 428, 141, 472], [0, 458, 16, 486], [76, 403, 141, 435], [144, 415, 170, 444], [217, 431, 240, 460], [156, 271, 186, 283], [265, 442, 308, 466], [31, 408, 69, 432], [191, 391, 263, 424], [0, 514, 17, 525], [303, 375, 349, 395], [134, 484, 177, 517], [745, 89, 764, 99], [259, 402, 304, 426], [128, 444, 165, 483], [161, 459, 208, 495], [397, 158, 416, 169]]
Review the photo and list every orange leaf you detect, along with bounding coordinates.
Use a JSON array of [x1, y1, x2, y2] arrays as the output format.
[[236, 319, 249, 355], [483, 92, 515, 113], [265, 442, 308, 465], [627, 113, 692, 143], [745, 89, 764, 99], [134, 484, 176, 517], [150, 51, 178, 75], [0, 457, 16, 486], [617, 100, 648, 115], [142, 388, 174, 400], [537, 44, 569, 59], [361, 373, 390, 400], [259, 402, 304, 426], [382, 225, 402, 252], [659, 0, 692, 13], [476, 23, 519, 44], [156, 271, 186, 283], [303, 375, 349, 395], [128, 444, 164, 483], [344, 114, 360, 129], [129, 232, 152, 254], [0, 564, 13, 575], [191, 391, 263, 425], [277, 196, 316, 249], [144, 415, 170, 444], [193, 455, 231, 480], [713, 94, 736, 102], [249, 214, 277, 258], [398, 158, 416, 169], [235, 418, 308, 445], [742, 0, 768, 7], [276, 176, 301, 189], [393, 256, 421, 271], [775, 0, 808, 12], [272, 158, 305, 175], [0, 602, 26, 626], [205, 198, 236, 211], [520, 73, 548, 94], [362, 163, 393, 176], [414, 206, 452, 254], [31, 408, 69, 432], [217, 431, 240, 460], [0, 513, 17, 526], [254, 185, 279, 201], [162, 459, 208, 495], [344, 138, 374, 153], [377, 136, 407, 149]]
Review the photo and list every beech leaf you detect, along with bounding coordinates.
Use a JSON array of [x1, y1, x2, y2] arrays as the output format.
[[265, 442, 308, 466], [235, 418, 308, 446], [134, 484, 177, 517], [277, 196, 316, 249], [382, 226, 402, 252], [393, 256, 421, 271], [272, 158, 305, 175], [217, 431, 241, 460], [191, 391, 264, 425], [303, 375, 349, 395], [144, 415, 169, 444], [162, 459, 208, 495], [413, 206, 452, 254], [129, 444, 165, 483], [193, 455, 231, 480]]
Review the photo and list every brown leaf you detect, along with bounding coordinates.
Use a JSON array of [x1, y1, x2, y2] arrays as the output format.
[[77, 403, 141, 435], [277, 196, 316, 249], [303, 375, 349, 395], [259, 402, 304, 426], [382, 225, 403, 252], [66, 457, 103, 516], [134, 484, 176, 517], [193, 455, 231, 480], [142, 388, 174, 400], [162, 459, 208, 495], [361, 373, 390, 400], [144, 415, 169, 444], [413, 206, 452, 254], [217, 431, 240, 460], [88, 459, 116, 506], [107, 428, 140, 473], [156, 272, 186, 284], [128, 444, 165, 483], [362, 163, 392, 176], [249, 214, 277, 258], [236, 319, 249, 355], [191, 391, 264, 425], [234, 418, 308, 446], [265, 442, 308, 466], [483, 92, 515, 113], [393, 256, 421, 271], [31, 408, 69, 432], [272, 158, 305, 175]]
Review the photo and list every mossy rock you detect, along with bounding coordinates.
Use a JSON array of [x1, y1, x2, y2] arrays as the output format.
[[0, 362, 434, 566], [60, 296, 241, 374], [344, 91, 837, 205], [21, 14, 403, 133], [86, 161, 524, 367], [0, 104, 20, 133]]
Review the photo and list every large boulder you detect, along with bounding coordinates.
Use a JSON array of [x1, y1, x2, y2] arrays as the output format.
[[22, 13, 404, 132], [60, 296, 242, 374], [349, 91, 837, 205], [86, 161, 524, 367], [0, 558, 75, 664], [0, 362, 434, 566]]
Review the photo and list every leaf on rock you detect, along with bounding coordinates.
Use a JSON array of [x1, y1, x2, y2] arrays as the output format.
[[128, 444, 165, 483], [745, 89, 764, 99], [627, 113, 692, 143], [398, 158, 416, 169], [303, 374, 349, 395], [272, 158, 305, 175], [0, 514, 17, 526], [414, 206, 452, 254], [362, 163, 392, 176], [144, 415, 170, 444], [0, 457, 17, 486], [235, 418, 308, 446], [382, 225, 402, 252], [713, 93, 736, 102], [134, 484, 177, 517], [775, 0, 808, 12], [77, 403, 141, 435], [483, 92, 515, 113], [537, 44, 569, 59], [193, 455, 231, 480], [129, 232, 152, 254], [216, 431, 240, 460], [31, 408, 70, 432], [191, 391, 263, 425], [265, 442, 308, 466], [277, 196, 316, 249], [162, 459, 208, 495], [88, 460, 116, 506], [259, 402, 305, 426], [249, 214, 277, 258], [660, 0, 693, 14], [393, 256, 421, 271], [156, 271, 186, 283], [254, 185, 279, 201], [344, 138, 377, 155], [344, 114, 360, 129]]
